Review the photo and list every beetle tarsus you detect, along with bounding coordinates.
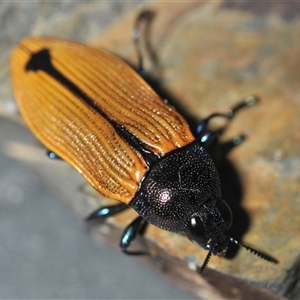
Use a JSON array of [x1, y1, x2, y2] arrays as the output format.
[[86, 203, 128, 221], [120, 216, 148, 255], [226, 95, 259, 118], [219, 134, 247, 156]]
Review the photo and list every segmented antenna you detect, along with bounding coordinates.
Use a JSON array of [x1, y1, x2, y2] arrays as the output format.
[[199, 238, 277, 273], [200, 250, 212, 273], [229, 237, 278, 264]]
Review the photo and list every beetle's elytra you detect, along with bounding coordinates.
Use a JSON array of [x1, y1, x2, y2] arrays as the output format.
[[11, 12, 277, 271]]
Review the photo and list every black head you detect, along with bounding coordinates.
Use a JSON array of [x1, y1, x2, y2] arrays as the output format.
[[184, 197, 232, 256], [130, 142, 232, 256]]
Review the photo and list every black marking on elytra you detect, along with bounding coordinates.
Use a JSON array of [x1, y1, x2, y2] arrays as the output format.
[[25, 48, 159, 167]]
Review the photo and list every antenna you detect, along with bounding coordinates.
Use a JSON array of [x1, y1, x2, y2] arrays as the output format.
[[199, 250, 212, 273], [228, 237, 278, 264], [199, 237, 278, 273]]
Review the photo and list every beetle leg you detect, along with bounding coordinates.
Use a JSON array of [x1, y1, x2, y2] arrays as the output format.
[[195, 96, 258, 136], [219, 134, 247, 156], [197, 130, 218, 149], [132, 10, 157, 76], [47, 150, 61, 159], [120, 216, 149, 255], [86, 203, 128, 221], [196, 96, 258, 155]]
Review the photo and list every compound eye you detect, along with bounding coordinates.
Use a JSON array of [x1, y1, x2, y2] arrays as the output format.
[[184, 216, 207, 247], [216, 199, 233, 229]]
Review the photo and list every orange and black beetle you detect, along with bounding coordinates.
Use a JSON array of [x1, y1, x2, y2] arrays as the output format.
[[10, 14, 277, 271]]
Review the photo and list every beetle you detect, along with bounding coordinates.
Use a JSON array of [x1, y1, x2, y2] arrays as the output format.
[[10, 12, 277, 272]]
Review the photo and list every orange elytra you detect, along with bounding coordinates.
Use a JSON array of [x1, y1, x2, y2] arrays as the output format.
[[11, 37, 195, 204]]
